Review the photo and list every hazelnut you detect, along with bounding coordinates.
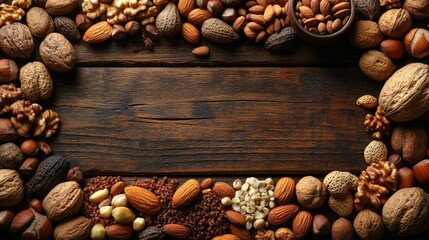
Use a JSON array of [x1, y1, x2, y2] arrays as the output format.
[[10, 209, 35, 235], [413, 159, 429, 185], [29, 198, 44, 214], [275, 227, 295, 240], [66, 167, 83, 183], [207, 0, 223, 16], [398, 167, 415, 189], [404, 28, 429, 59], [37, 140, 52, 155], [124, 21, 141, 36], [19, 157, 39, 176], [359, 50, 395, 82], [222, 8, 237, 24], [75, 14, 93, 31], [21, 139, 39, 156], [403, 0, 429, 20], [388, 153, 404, 169], [112, 24, 127, 41], [0, 59, 19, 83], [0, 119, 19, 143], [378, 9, 412, 38], [331, 218, 354, 240], [312, 214, 330, 237], [196, 0, 209, 9], [0, 210, 15, 232], [380, 39, 405, 59]]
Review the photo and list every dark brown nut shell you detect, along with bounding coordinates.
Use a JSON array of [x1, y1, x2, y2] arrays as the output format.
[[54, 17, 81, 42], [265, 27, 299, 52], [39, 33, 76, 72], [0, 169, 24, 207], [382, 187, 429, 236], [0, 22, 35, 58], [0, 142, 25, 169], [26, 7, 55, 38], [26, 155, 70, 199], [354, 0, 381, 21]]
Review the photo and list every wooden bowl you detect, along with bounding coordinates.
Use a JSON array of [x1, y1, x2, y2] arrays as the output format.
[[289, 0, 356, 45]]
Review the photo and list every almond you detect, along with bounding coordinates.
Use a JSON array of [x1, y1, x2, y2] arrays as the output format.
[[201, 178, 213, 189], [110, 181, 124, 196], [188, 9, 213, 26], [232, 16, 246, 32], [212, 182, 235, 198], [172, 179, 201, 208], [225, 210, 246, 227], [124, 186, 160, 215], [182, 22, 200, 44], [319, 0, 330, 16], [267, 204, 299, 226], [293, 211, 313, 239], [212, 234, 239, 240], [161, 224, 189, 240], [263, 4, 275, 22], [178, 0, 195, 17], [83, 21, 112, 43], [105, 224, 133, 240], [192, 46, 210, 57], [274, 177, 295, 205], [299, 6, 315, 18], [229, 225, 251, 240]]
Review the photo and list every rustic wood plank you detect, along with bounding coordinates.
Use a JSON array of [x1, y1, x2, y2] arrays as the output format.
[[49, 66, 381, 175]]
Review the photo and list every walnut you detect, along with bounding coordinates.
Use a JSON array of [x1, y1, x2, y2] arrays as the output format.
[[0, 84, 23, 114], [354, 160, 398, 211], [82, 0, 109, 19], [0, 4, 25, 27], [10, 100, 43, 137], [380, 0, 402, 9], [365, 106, 391, 140], [12, 0, 32, 9], [153, 0, 168, 7], [39, 33, 76, 72], [107, 0, 154, 24], [0, 22, 34, 59], [34, 109, 60, 138], [378, 9, 412, 38], [255, 229, 275, 240], [136, 5, 158, 25]]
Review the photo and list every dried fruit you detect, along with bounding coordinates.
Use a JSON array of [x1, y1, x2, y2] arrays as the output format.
[[124, 186, 161, 215], [172, 179, 201, 208], [39, 33, 76, 72], [201, 18, 239, 44]]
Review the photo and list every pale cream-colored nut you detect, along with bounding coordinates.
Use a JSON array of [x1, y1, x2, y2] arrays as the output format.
[[222, 197, 232, 206], [133, 217, 145, 232], [296, 176, 327, 209], [90, 223, 105, 240], [99, 206, 113, 219], [39, 33, 76, 72], [19, 61, 53, 101], [26, 7, 55, 38], [89, 189, 109, 203], [253, 219, 265, 230], [323, 171, 358, 196], [112, 206, 136, 224], [45, 0, 79, 16], [54, 216, 92, 240], [328, 192, 354, 217], [42, 181, 83, 221], [364, 140, 388, 165], [0, 169, 24, 207], [359, 50, 395, 82], [233, 179, 242, 190], [111, 193, 127, 207], [378, 9, 412, 38], [356, 95, 378, 109]]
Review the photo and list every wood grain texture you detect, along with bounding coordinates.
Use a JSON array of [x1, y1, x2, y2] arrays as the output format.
[[49, 66, 381, 176]]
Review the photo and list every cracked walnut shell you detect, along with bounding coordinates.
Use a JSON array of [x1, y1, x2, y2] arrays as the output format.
[[20, 61, 53, 101], [355, 160, 398, 211]]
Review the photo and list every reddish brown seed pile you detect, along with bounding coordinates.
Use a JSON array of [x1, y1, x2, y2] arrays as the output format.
[[82, 176, 121, 225], [134, 177, 229, 239]]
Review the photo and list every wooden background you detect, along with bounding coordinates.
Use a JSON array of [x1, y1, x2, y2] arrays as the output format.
[[39, 38, 428, 177]]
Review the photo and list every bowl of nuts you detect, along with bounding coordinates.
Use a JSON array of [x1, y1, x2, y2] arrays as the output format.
[[289, 0, 356, 45]]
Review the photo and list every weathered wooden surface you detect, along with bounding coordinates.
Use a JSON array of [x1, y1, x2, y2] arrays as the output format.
[[50, 66, 381, 176]]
